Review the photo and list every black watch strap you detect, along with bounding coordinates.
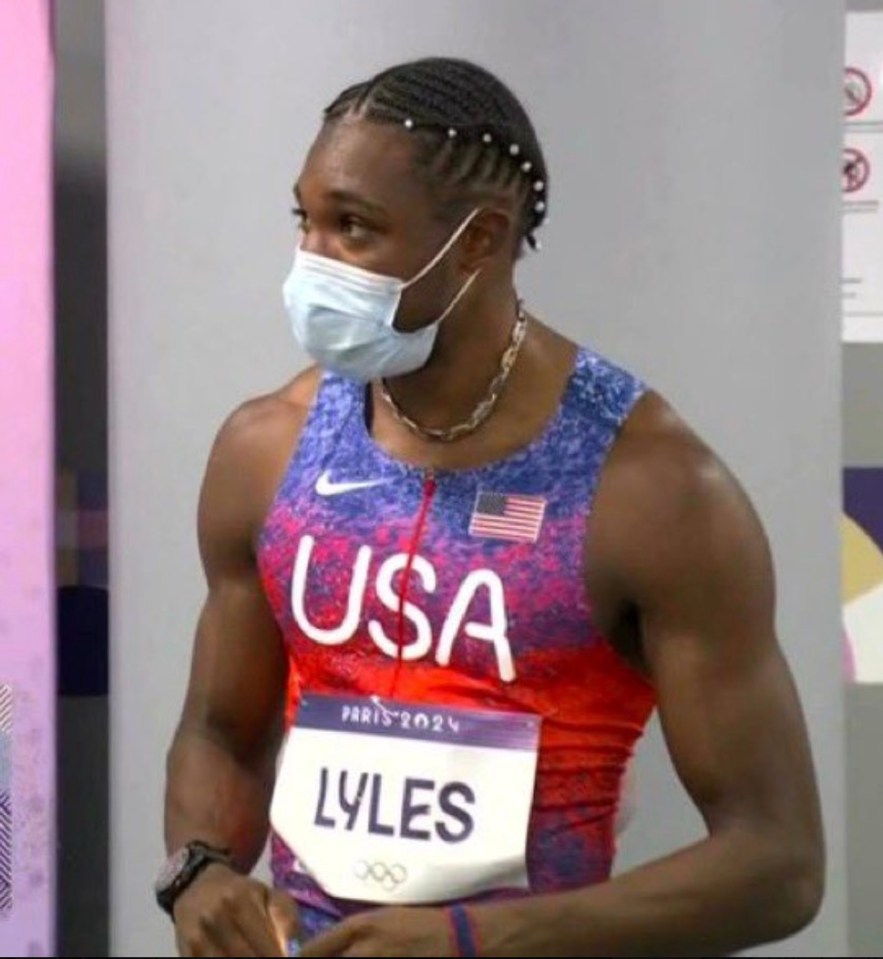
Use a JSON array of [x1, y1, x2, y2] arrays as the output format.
[[155, 841, 232, 917]]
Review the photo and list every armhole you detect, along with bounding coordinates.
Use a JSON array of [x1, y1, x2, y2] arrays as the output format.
[[582, 353, 649, 511], [579, 353, 655, 682], [254, 371, 336, 555]]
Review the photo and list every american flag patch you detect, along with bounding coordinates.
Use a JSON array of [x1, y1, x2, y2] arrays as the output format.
[[469, 491, 547, 543]]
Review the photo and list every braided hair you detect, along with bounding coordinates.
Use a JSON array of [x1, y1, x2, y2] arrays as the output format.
[[323, 58, 548, 254]]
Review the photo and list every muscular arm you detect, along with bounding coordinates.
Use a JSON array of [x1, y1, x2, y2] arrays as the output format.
[[164, 495, 287, 868], [474, 394, 825, 957], [165, 373, 318, 870]]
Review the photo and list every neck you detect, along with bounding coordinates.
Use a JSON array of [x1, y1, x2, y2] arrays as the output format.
[[379, 282, 521, 431]]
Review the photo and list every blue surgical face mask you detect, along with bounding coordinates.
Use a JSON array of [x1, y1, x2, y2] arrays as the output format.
[[281, 210, 480, 382]]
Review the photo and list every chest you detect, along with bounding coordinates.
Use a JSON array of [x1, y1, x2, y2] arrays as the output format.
[[260, 465, 594, 686]]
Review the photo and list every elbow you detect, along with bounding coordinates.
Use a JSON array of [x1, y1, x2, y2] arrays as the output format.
[[760, 841, 825, 941], [781, 861, 824, 937]]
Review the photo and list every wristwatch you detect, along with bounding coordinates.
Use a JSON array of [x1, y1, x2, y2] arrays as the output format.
[[154, 840, 233, 917]]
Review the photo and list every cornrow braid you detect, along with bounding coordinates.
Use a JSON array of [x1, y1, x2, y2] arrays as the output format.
[[324, 57, 549, 252]]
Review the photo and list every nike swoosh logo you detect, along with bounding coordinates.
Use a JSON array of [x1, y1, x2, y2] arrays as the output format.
[[315, 471, 387, 496]]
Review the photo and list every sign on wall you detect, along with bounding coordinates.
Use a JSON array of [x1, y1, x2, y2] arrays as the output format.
[[843, 468, 883, 685], [843, 12, 883, 342]]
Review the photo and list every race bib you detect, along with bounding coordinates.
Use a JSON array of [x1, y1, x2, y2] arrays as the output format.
[[270, 693, 540, 904]]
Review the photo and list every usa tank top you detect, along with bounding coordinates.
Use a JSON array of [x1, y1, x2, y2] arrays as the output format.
[[258, 347, 656, 916]]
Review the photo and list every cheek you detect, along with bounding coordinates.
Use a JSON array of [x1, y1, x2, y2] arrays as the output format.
[[394, 266, 459, 331]]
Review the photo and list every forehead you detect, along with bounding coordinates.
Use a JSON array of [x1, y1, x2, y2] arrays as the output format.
[[297, 115, 435, 214]]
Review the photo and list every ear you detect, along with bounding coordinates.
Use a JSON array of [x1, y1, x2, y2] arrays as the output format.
[[458, 208, 516, 272]]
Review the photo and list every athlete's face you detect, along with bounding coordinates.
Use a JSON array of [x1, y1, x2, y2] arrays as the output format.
[[293, 115, 473, 333]]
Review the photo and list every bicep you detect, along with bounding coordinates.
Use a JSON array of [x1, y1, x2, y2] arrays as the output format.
[[176, 408, 291, 768], [635, 460, 819, 842], [590, 401, 822, 848]]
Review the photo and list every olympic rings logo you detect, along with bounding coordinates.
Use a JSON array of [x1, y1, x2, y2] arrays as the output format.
[[354, 859, 408, 892]]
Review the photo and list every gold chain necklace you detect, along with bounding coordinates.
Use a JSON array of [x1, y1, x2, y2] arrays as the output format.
[[379, 302, 529, 443]]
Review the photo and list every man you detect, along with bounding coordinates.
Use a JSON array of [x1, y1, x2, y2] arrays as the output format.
[[157, 57, 824, 957]]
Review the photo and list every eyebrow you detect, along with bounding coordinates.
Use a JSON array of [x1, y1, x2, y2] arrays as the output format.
[[293, 183, 389, 220]]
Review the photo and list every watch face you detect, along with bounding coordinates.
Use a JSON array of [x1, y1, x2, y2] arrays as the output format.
[[155, 846, 190, 893]]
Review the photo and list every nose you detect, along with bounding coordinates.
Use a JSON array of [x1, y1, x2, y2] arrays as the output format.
[[298, 230, 334, 259]]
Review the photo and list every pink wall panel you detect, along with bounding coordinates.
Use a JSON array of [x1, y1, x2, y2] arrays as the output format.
[[0, 1, 56, 954]]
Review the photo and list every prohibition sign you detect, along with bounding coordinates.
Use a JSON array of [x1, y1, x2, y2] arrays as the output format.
[[843, 147, 871, 194], [845, 66, 873, 118]]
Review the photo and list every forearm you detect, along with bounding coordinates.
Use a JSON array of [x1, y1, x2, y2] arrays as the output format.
[[164, 724, 275, 872], [472, 829, 821, 957]]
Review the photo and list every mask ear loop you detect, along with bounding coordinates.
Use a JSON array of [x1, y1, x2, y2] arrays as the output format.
[[430, 269, 480, 325], [401, 208, 481, 290]]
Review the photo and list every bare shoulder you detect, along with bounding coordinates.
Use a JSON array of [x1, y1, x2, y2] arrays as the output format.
[[212, 365, 323, 462], [598, 389, 761, 532], [198, 366, 323, 561], [587, 390, 773, 636]]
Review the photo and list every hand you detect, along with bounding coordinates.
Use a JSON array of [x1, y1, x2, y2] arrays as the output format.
[[300, 906, 455, 958], [173, 862, 299, 957]]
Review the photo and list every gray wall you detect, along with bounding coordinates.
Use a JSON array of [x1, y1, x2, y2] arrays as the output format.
[[106, 2, 848, 955], [844, 347, 883, 465], [54, 2, 108, 956]]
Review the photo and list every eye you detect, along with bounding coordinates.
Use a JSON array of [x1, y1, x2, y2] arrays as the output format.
[[339, 214, 371, 240], [291, 206, 310, 231]]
